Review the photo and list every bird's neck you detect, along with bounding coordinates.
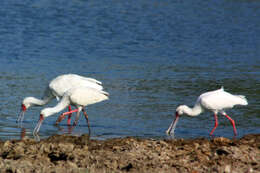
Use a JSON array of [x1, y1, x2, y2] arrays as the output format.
[[184, 104, 203, 117], [44, 96, 70, 117], [30, 96, 53, 106]]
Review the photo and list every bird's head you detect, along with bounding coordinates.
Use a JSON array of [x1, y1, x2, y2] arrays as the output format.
[[175, 105, 190, 116], [22, 97, 36, 110], [166, 105, 185, 135], [40, 108, 53, 118], [166, 105, 190, 135], [17, 97, 33, 123]]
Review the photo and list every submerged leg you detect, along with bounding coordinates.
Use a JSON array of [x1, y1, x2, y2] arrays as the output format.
[[210, 113, 218, 136], [223, 113, 237, 136], [82, 108, 91, 134]]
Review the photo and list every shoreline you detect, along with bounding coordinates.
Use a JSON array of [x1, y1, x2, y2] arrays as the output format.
[[0, 133, 259, 172]]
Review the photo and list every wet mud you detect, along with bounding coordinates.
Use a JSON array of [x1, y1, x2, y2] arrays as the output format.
[[0, 134, 259, 173]]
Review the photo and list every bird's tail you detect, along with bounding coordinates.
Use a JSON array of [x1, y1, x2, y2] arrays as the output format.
[[236, 95, 248, 105], [85, 78, 102, 85], [101, 90, 110, 97]]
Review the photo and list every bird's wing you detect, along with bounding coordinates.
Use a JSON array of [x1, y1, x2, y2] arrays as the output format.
[[48, 74, 104, 97], [69, 87, 109, 106], [83, 77, 102, 85], [200, 91, 246, 111], [70, 74, 102, 85]]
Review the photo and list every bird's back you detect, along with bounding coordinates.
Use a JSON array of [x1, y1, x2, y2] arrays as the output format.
[[197, 87, 248, 111], [67, 87, 109, 106], [49, 74, 103, 98]]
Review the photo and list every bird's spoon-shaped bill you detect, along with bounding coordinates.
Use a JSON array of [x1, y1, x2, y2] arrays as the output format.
[[33, 114, 44, 134], [16, 104, 26, 123], [17, 111, 25, 123], [166, 112, 180, 135]]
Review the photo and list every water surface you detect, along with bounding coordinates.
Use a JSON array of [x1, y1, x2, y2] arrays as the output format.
[[0, 0, 259, 140]]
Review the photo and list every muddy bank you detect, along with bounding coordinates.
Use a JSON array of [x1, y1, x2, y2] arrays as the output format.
[[0, 134, 259, 173]]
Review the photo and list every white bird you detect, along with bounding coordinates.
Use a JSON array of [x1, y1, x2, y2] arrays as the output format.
[[17, 74, 104, 125], [166, 87, 248, 136], [33, 86, 109, 134]]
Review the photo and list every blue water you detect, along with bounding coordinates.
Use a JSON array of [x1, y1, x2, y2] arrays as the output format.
[[0, 0, 259, 140]]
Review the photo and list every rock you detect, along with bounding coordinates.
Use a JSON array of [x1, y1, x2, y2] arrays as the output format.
[[212, 137, 232, 144], [0, 134, 258, 172], [224, 165, 231, 173]]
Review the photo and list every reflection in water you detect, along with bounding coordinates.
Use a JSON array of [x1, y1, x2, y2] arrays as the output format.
[[55, 124, 75, 134], [166, 132, 175, 140], [20, 128, 26, 140], [18, 123, 82, 141], [19, 127, 40, 141], [33, 133, 40, 141]]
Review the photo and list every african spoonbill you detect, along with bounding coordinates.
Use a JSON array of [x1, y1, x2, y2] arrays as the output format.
[[166, 87, 248, 136], [33, 86, 109, 134], [17, 74, 104, 125]]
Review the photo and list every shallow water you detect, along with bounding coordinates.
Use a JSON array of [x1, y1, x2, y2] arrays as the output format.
[[0, 0, 259, 140]]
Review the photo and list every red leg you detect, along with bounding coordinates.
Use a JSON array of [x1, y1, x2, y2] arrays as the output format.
[[210, 113, 218, 136], [67, 105, 72, 125], [223, 113, 237, 136], [55, 109, 78, 125]]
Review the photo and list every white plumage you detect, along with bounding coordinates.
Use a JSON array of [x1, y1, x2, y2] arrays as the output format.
[[49, 74, 103, 100], [166, 87, 248, 136], [17, 74, 103, 124], [198, 87, 247, 111], [33, 86, 109, 134]]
